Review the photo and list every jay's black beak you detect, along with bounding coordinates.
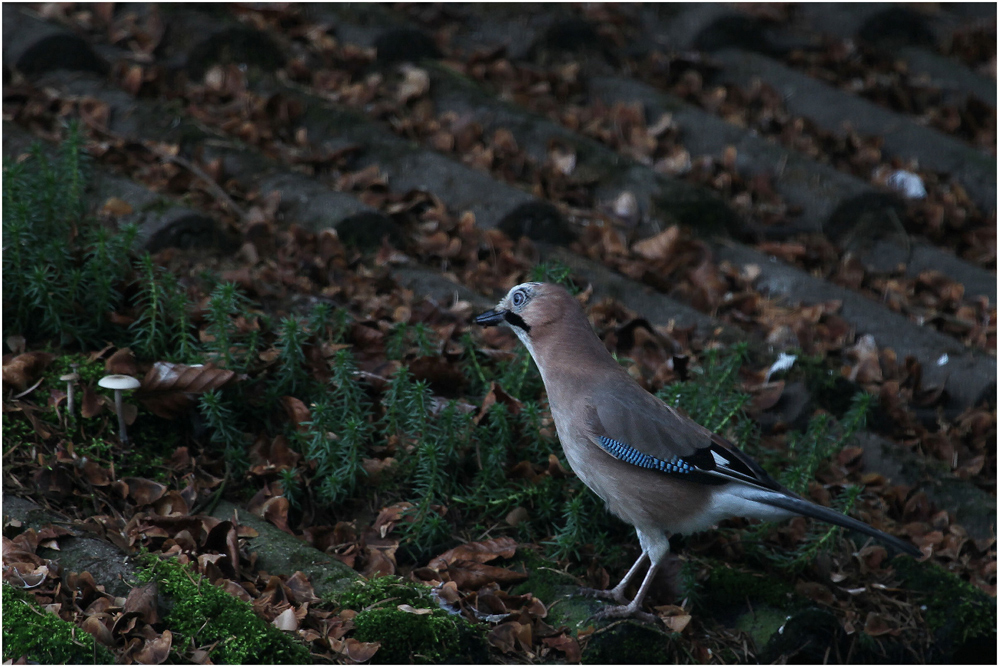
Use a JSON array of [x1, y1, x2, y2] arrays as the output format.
[[474, 309, 505, 326]]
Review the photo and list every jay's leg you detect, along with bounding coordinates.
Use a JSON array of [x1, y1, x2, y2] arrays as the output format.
[[587, 529, 669, 624], [590, 560, 660, 623], [578, 552, 648, 604]]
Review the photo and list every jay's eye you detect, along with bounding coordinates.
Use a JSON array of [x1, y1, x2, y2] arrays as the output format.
[[512, 290, 526, 307]]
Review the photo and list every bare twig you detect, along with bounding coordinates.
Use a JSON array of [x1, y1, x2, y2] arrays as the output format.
[[80, 118, 248, 221]]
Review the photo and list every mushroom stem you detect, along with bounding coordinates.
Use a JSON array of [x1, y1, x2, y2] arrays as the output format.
[[98, 374, 140, 446], [114, 390, 129, 444], [60, 371, 80, 426]]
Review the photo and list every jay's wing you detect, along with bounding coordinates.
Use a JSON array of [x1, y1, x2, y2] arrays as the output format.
[[588, 375, 787, 493], [584, 375, 921, 557]]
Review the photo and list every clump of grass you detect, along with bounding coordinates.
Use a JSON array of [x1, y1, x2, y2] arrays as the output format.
[[3, 122, 136, 347], [304, 351, 374, 505], [764, 393, 872, 569]]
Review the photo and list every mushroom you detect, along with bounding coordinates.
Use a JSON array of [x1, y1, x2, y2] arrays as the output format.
[[59, 370, 80, 422], [98, 374, 141, 444]]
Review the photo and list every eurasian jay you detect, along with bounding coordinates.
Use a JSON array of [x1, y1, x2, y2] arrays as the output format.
[[475, 282, 919, 622]]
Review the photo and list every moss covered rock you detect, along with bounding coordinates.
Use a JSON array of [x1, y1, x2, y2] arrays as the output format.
[[139, 555, 310, 664]]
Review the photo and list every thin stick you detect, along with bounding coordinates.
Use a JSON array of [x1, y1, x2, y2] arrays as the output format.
[[80, 118, 248, 221]]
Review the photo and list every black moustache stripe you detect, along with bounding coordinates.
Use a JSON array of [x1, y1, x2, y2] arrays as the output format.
[[503, 311, 531, 333]]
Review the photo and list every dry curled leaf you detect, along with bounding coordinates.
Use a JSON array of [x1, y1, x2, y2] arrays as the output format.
[[106, 347, 138, 376], [397, 64, 430, 103], [863, 612, 898, 637], [655, 604, 693, 633], [343, 638, 380, 664], [429, 537, 518, 570], [633, 225, 681, 262], [81, 384, 105, 418], [137, 362, 237, 418], [542, 634, 581, 662], [134, 630, 172, 665], [124, 477, 168, 506], [2, 352, 55, 391], [123, 582, 159, 624], [281, 396, 310, 430], [272, 607, 299, 631]]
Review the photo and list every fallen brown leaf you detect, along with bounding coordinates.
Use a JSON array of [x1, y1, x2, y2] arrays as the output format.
[[106, 348, 138, 376], [138, 362, 237, 418], [2, 352, 55, 391], [123, 582, 159, 624], [124, 477, 168, 506], [343, 637, 380, 664], [134, 630, 172, 665], [429, 537, 518, 570]]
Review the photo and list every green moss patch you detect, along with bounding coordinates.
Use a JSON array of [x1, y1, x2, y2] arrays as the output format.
[[702, 561, 801, 611], [734, 604, 789, 650], [894, 558, 997, 645], [139, 555, 310, 664], [340, 576, 487, 663], [2, 583, 114, 664], [582, 620, 678, 664]]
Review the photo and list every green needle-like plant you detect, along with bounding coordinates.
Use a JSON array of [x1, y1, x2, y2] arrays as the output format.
[[273, 316, 310, 396], [3, 123, 136, 347], [131, 253, 198, 361], [200, 389, 248, 471], [203, 282, 253, 370]]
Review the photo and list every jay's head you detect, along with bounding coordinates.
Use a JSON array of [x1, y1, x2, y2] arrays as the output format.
[[474, 282, 579, 348]]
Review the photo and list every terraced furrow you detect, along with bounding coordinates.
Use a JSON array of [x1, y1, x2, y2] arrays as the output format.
[[373, 5, 996, 283], [614, 3, 996, 148], [708, 48, 995, 213], [268, 7, 996, 364], [23, 3, 993, 406], [401, 4, 994, 274], [790, 3, 996, 104]]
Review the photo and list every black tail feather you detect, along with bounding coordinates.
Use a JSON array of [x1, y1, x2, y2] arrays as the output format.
[[758, 493, 921, 557]]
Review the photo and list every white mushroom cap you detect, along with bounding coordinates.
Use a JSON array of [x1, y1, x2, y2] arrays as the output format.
[[98, 374, 141, 390], [60, 373, 80, 382]]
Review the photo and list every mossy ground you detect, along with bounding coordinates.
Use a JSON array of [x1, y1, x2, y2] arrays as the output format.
[[138, 554, 310, 664], [2, 583, 115, 664], [893, 558, 997, 648], [700, 559, 800, 611], [339, 575, 487, 664], [582, 621, 679, 664]]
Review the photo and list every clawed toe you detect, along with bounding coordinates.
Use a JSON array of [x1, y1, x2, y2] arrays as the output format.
[[576, 587, 629, 605], [587, 603, 658, 625]]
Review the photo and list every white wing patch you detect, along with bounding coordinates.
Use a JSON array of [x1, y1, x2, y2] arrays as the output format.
[[711, 450, 730, 467]]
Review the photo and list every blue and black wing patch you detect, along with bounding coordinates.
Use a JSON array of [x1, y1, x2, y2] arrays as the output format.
[[597, 436, 731, 485], [598, 436, 694, 474]]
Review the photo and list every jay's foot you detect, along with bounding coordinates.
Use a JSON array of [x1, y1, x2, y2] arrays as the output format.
[[587, 601, 658, 625], [576, 586, 629, 605]]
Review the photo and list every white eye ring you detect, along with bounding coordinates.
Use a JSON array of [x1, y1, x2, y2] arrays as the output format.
[[512, 290, 526, 306]]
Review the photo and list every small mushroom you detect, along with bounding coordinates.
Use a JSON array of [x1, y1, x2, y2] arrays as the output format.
[[98, 374, 141, 444], [59, 370, 80, 420]]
